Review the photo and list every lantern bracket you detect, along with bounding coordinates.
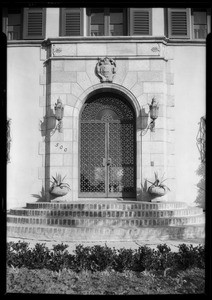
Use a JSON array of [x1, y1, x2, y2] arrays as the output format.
[[50, 98, 64, 136], [141, 98, 159, 135]]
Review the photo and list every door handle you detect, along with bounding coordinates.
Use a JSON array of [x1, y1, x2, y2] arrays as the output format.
[[102, 158, 106, 167], [102, 158, 112, 166], [107, 158, 112, 165]]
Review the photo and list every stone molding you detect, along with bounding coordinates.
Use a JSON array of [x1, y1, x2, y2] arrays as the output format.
[[49, 42, 166, 59], [77, 82, 141, 118]]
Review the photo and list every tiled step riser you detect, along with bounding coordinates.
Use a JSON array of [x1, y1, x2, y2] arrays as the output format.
[[7, 224, 205, 241], [26, 202, 188, 210], [7, 214, 205, 227], [9, 208, 203, 218]]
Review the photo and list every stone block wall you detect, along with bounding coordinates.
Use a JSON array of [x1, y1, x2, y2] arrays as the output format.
[[39, 39, 175, 201]]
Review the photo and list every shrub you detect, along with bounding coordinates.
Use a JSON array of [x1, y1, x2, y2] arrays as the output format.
[[88, 245, 115, 272], [175, 244, 205, 270], [132, 245, 153, 272], [28, 243, 52, 269], [6, 242, 205, 273], [72, 244, 92, 272], [7, 241, 71, 271], [112, 248, 134, 272], [49, 243, 70, 271], [7, 241, 31, 268], [72, 244, 116, 272], [149, 244, 174, 273]]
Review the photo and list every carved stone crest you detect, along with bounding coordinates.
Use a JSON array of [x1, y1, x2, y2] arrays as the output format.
[[96, 57, 116, 83]]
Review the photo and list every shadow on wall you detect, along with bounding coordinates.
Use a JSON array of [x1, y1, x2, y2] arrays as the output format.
[[31, 186, 46, 202], [39, 105, 58, 202], [137, 179, 152, 202], [137, 107, 149, 133], [137, 179, 170, 202], [31, 186, 64, 202], [40, 107, 56, 140], [136, 108, 152, 202]]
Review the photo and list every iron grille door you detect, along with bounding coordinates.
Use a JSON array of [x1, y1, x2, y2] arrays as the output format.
[[108, 122, 136, 197], [80, 93, 136, 198], [80, 122, 106, 197]]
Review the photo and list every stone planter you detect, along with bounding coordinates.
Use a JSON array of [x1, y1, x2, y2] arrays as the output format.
[[49, 186, 69, 197], [148, 186, 167, 197]]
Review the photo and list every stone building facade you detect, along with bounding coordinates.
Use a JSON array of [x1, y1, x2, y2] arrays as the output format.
[[4, 6, 208, 241], [4, 6, 208, 208], [38, 37, 175, 203]]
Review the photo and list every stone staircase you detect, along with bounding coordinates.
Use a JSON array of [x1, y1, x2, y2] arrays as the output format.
[[7, 200, 205, 242]]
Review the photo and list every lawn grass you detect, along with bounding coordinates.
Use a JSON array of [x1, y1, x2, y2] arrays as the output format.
[[6, 266, 205, 294]]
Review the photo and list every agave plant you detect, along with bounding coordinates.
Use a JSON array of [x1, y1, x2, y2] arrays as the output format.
[[147, 172, 170, 196], [49, 173, 71, 197], [50, 173, 70, 189]]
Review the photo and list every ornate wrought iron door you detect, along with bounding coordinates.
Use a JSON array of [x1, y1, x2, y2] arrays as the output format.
[[80, 93, 136, 198]]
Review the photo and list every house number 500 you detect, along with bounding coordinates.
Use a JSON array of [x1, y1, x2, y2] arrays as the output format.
[[55, 143, 67, 152]]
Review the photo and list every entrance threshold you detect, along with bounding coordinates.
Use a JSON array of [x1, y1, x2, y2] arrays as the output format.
[[77, 198, 137, 203]]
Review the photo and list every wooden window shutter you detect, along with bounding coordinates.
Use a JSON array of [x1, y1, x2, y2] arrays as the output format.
[[130, 8, 152, 35], [168, 8, 190, 38], [60, 8, 82, 36], [23, 8, 46, 39]]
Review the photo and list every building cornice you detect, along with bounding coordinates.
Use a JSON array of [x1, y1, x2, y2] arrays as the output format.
[[6, 36, 207, 48], [43, 36, 207, 46]]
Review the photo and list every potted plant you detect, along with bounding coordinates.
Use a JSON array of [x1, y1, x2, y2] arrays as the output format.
[[49, 173, 71, 197], [147, 172, 170, 197]]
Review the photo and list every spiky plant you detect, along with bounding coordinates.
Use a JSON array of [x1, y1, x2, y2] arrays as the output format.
[[50, 173, 71, 190], [147, 172, 170, 192]]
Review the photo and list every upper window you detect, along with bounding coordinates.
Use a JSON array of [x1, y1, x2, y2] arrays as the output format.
[[59, 7, 152, 37], [129, 8, 152, 35], [60, 8, 83, 36], [87, 8, 126, 36], [168, 8, 190, 38], [2, 7, 46, 40], [110, 9, 125, 36], [191, 8, 210, 39], [23, 8, 46, 39], [167, 8, 211, 39], [6, 8, 22, 40]]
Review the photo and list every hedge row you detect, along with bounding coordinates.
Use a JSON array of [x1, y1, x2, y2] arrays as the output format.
[[7, 241, 205, 273]]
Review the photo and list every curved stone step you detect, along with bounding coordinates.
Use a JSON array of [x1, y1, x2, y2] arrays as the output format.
[[7, 201, 205, 242], [7, 223, 205, 242], [7, 212, 205, 227], [8, 206, 203, 218], [25, 201, 189, 211]]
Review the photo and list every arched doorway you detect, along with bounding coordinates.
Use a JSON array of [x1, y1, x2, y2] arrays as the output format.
[[79, 92, 136, 198]]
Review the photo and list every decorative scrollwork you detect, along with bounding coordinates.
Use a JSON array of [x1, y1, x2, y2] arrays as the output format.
[[151, 44, 160, 53], [81, 94, 134, 121], [52, 45, 62, 56], [7, 119, 12, 163], [196, 116, 206, 163]]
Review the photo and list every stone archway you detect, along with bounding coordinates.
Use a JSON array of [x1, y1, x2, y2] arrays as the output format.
[[79, 91, 137, 198]]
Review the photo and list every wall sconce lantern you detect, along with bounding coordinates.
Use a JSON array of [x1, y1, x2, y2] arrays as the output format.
[[140, 97, 159, 135], [149, 97, 159, 132], [53, 98, 64, 133]]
